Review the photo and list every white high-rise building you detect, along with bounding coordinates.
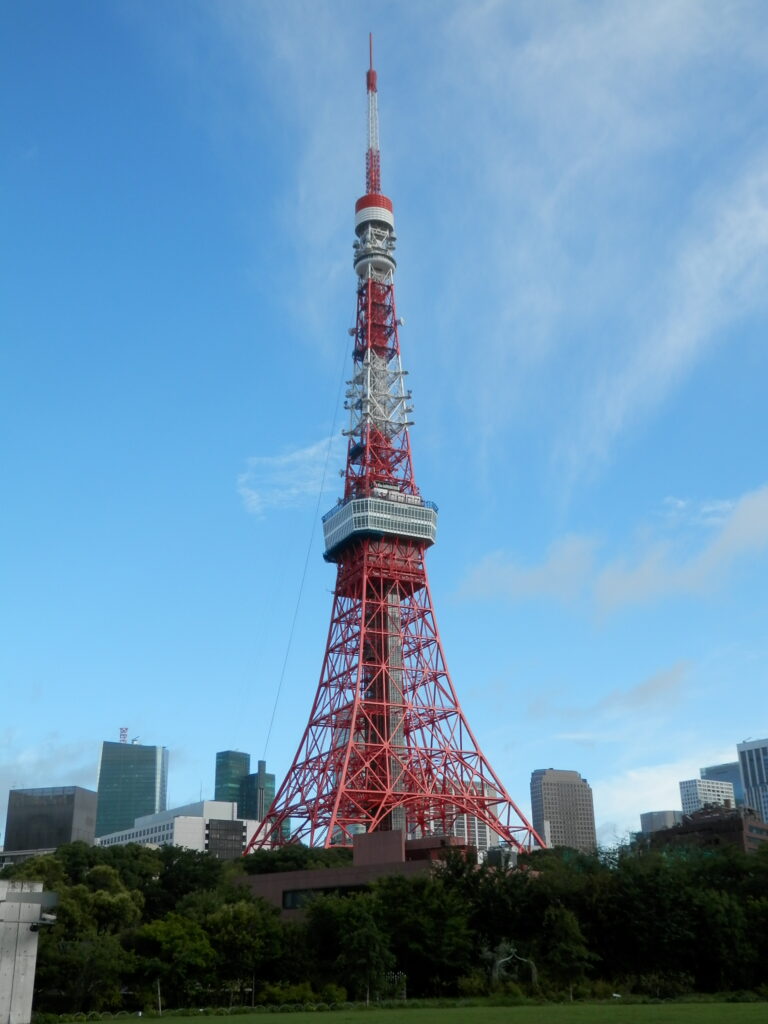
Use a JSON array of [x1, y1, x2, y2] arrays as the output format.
[[679, 778, 734, 815], [452, 810, 493, 854]]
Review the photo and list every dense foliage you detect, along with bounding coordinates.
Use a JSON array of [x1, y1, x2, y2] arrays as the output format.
[[3, 840, 767, 1010]]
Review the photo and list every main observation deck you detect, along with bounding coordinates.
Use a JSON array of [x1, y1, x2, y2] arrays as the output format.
[[322, 487, 438, 560]]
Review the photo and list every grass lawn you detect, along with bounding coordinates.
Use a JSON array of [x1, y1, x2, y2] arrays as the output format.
[[161, 1005, 766, 1024]]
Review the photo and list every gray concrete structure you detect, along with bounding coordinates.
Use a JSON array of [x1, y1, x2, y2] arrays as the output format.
[[640, 809, 683, 834], [0, 881, 57, 1024]]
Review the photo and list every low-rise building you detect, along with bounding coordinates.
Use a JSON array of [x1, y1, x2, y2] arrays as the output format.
[[244, 831, 470, 916], [649, 805, 768, 854], [96, 800, 257, 859]]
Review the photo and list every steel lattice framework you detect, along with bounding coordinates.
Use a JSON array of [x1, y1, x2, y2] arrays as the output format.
[[246, 39, 543, 855]]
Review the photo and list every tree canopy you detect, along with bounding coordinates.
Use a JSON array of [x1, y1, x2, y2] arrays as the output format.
[[3, 839, 768, 1010]]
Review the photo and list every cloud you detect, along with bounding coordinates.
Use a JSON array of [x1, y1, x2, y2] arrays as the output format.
[[596, 484, 768, 610], [237, 435, 345, 516], [600, 663, 688, 715], [462, 483, 768, 612], [431, 2, 768, 467], [563, 157, 768, 477], [460, 535, 596, 602], [529, 662, 688, 723], [660, 496, 736, 529]]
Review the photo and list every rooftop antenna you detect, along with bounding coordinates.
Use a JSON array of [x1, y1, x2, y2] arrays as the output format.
[[365, 32, 381, 194]]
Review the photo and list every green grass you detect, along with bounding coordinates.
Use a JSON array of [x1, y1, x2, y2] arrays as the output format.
[[158, 1006, 766, 1024]]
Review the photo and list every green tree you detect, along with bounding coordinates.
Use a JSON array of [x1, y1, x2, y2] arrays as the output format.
[[204, 899, 283, 1003], [373, 874, 473, 995], [306, 893, 393, 1001], [536, 904, 595, 999], [143, 845, 224, 919], [133, 912, 216, 1007]]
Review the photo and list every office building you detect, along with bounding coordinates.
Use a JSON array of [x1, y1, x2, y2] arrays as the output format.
[[700, 761, 744, 806], [452, 811, 493, 855], [530, 768, 597, 853], [679, 777, 735, 815], [640, 809, 683, 834], [239, 760, 275, 822], [737, 738, 768, 821], [96, 800, 257, 859], [4, 786, 97, 853], [215, 750, 250, 806], [95, 740, 168, 837]]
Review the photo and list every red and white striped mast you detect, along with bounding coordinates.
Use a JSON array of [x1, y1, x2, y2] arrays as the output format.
[[246, 38, 542, 853]]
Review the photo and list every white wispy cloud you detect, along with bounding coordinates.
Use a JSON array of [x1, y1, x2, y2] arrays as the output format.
[[430, 1, 768, 472], [460, 535, 596, 602], [237, 435, 345, 516], [596, 483, 768, 610], [461, 483, 768, 611], [529, 661, 688, 723], [660, 496, 737, 529], [563, 157, 768, 477], [178, 2, 768, 477]]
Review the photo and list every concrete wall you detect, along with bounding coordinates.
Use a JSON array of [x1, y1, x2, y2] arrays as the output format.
[[0, 881, 43, 1024]]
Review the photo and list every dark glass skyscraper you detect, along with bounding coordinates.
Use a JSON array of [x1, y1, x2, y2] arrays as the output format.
[[239, 760, 275, 822], [215, 750, 250, 805], [95, 741, 168, 837], [700, 761, 744, 806]]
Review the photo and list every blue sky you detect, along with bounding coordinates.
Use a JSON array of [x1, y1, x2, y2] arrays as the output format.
[[3, 0, 768, 847]]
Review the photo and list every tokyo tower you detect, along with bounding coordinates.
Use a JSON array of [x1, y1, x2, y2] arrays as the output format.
[[246, 40, 542, 854]]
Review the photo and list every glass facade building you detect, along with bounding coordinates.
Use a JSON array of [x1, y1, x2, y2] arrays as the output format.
[[738, 738, 768, 822], [215, 750, 251, 806], [4, 786, 97, 851], [701, 761, 745, 805], [95, 741, 168, 837], [239, 760, 275, 822]]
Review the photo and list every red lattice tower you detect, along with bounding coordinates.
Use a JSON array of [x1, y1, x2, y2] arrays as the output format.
[[246, 39, 543, 854]]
